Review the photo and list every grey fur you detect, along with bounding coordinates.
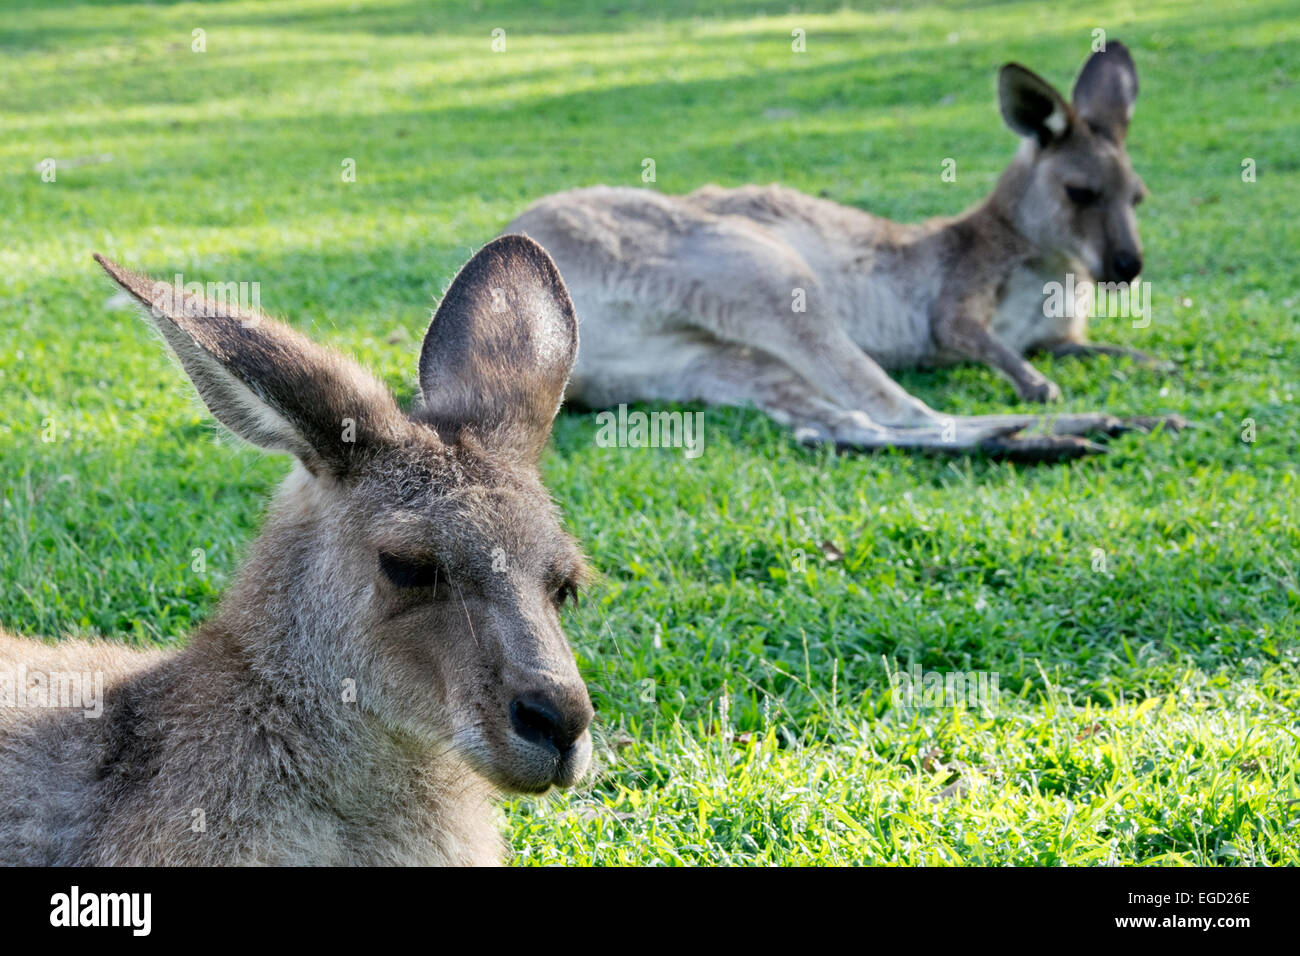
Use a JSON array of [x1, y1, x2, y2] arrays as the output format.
[[1, 236, 592, 865]]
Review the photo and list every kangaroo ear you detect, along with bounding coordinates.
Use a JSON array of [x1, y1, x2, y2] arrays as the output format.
[[417, 235, 578, 461], [94, 254, 403, 477], [1072, 41, 1138, 142], [998, 63, 1073, 146]]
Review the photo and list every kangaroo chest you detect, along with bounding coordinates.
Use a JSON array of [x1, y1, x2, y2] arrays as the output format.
[[990, 263, 1090, 353]]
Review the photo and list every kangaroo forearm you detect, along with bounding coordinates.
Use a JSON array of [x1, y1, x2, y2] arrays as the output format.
[[934, 311, 1059, 401]]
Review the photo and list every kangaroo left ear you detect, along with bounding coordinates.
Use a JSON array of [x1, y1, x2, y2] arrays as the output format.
[[998, 63, 1073, 147], [1072, 41, 1139, 143]]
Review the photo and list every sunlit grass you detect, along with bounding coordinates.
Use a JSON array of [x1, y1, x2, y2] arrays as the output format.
[[1, 0, 1297, 864]]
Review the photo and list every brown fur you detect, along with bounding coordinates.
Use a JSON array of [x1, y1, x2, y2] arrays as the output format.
[[0, 236, 593, 865]]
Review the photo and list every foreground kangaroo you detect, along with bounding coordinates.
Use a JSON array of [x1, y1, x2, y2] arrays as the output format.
[[0, 237, 593, 865], [508, 42, 1181, 460]]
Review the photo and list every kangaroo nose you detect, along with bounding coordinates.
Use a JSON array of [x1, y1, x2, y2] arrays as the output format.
[[1112, 250, 1142, 283], [510, 692, 592, 755]]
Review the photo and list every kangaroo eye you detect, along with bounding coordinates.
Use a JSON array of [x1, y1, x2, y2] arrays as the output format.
[[1132, 192, 1144, 207], [378, 551, 446, 590], [553, 581, 579, 609], [1066, 185, 1099, 206]]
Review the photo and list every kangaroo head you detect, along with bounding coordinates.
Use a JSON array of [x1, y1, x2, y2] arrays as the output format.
[[995, 42, 1146, 283], [94, 236, 594, 795]]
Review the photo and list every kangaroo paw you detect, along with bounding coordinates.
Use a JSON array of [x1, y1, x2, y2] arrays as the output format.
[[960, 413, 1123, 439], [979, 433, 1108, 463]]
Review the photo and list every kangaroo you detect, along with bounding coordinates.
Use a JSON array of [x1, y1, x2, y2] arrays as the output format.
[[506, 42, 1182, 461], [0, 236, 593, 865]]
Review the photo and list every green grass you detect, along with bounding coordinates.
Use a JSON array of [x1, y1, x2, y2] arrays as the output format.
[[2, 0, 1298, 865]]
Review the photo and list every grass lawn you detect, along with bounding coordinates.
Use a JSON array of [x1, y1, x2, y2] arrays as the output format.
[[1, 0, 1297, 865]]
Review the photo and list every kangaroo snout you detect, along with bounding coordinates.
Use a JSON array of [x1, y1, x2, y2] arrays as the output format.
[[1111, 249, 1143, 283], [507, 686, 594, 790], [510, 689, 593, 756]]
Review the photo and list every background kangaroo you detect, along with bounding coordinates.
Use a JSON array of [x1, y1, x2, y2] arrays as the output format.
[[0, 236, 593, 865], [507, 42, 1181, 461]]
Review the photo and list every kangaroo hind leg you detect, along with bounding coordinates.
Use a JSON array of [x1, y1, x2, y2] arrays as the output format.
[[678, 347, 1106, 461]]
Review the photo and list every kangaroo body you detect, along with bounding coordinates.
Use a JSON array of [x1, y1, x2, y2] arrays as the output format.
[[0, 580, 494, 866], [508, 43, 1178, 459], [513, 181, 1085, 396]]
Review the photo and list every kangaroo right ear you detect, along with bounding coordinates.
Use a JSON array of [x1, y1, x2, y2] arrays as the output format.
[[417, 235, 578, 461], [998, 63, 1073, 147], [94, 254, 403, 477]]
